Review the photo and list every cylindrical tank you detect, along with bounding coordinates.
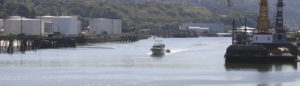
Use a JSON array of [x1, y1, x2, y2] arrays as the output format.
[[40, 16, 55, 34], [89, 18, 122, 36], [53, 16, 78, 36], [5, 18, 43, 35]]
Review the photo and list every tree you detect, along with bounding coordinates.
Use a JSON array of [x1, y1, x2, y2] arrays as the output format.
[[16, 4, 31, 17]]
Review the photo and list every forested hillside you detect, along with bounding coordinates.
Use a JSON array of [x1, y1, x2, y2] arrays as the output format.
[[113, 0, 300, 30], [0, 0, 299, 31]]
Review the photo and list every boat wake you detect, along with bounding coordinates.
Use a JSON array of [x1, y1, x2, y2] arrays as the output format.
[[168, 48, 190, 54]]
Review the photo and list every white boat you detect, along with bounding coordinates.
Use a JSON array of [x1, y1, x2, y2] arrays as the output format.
[[151, 40, 165, 55]]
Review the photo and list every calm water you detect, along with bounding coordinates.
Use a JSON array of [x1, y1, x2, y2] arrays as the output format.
[[0, 37, 299, 86]]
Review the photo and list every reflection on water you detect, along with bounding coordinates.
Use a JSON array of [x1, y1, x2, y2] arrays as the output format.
[[225, 62, 297, 72], [258, 84, 282, 86], [151, 54, 165, 58], [0, 38, 299, 86]]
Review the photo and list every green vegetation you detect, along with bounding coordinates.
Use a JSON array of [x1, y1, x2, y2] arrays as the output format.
[[0, 0, 260, 32]]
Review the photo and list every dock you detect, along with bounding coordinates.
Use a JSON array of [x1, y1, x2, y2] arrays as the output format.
[[0, 35, 86, 54]]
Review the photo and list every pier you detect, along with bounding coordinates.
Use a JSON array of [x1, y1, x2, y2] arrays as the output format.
[[86, 34, 150, 43], [0, 35, 85, 54]]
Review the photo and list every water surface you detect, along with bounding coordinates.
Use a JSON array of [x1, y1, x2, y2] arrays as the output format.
[[0, 37, 299, 86]]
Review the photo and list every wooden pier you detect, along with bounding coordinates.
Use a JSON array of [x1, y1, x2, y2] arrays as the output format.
[[0, 35, 86, 54]]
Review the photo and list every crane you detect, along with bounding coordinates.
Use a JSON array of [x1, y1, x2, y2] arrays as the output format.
[[226, 0, 287, 44], [225, 0, 298, 62], [257, 0, 270, 33]]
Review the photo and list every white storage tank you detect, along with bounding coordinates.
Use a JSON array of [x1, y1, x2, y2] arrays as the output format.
[[53, 16, 79, 36], [78, 21, 81, 34], [4, 18, 44, 35], [5, 19, 21, 34], [8, 16, 22, 19], [89, 18, 122, 36], [0, 19, 3, 27], [112, 19, 122, 34], [0, 19, 3, 32], [40, 16, 55, 34]]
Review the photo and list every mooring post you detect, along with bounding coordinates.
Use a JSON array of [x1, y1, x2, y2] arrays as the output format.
[[7, 40, 14, 54], [0, 39, 2, 53], [20, 39, 26, 52]]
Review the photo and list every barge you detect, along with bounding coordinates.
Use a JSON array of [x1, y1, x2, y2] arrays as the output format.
[[225, 0, 298, 62]]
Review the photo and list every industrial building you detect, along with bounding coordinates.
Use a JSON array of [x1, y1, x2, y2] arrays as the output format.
[[2, 16, 80, 36], [40, 16, 80, 36], [180, 23, 225, 34], [236, 26, 255, 34], [0, 19, 3, 33], [89, 18, 122, 36], [40, 16, 55, 34], [4, 17, 44, 35], [53, 16, 80, 36]]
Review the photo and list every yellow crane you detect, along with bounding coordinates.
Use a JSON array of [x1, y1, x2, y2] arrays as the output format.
[[257, 0, 270, 33], [226, 0, 270, 33]]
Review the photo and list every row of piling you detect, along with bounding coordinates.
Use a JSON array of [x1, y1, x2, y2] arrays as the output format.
[[0, 36, 85, 54], [120, 35, 140, 43]]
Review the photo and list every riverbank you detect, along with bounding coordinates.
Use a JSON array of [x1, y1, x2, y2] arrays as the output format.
[[0, 37, 298, 86], [86, 34, 150, 43], [0, 33, 151, 54]]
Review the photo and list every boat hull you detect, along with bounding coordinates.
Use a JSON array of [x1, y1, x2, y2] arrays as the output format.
[[151, 48, 165, 55], [225, 45, 297, 62]]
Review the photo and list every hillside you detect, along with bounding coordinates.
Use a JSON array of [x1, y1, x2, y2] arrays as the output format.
[[112, 0, 300, 30], [0, 0, 298, 31]]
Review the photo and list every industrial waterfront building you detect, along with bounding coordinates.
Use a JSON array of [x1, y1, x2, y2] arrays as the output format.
[[180, 23, 225, 34], [53, 16, 80, 36], [4, 17, 44, 36], [40, 16, 55, 34], [41, 16, 80, 36], [0, 19, 3, 33], [1, 16, 81, 36], [1, 16, 124, 36], [89, 18, 122, 36]]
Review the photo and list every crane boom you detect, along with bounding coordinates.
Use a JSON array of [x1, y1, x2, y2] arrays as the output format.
[[257, 0, 270, 33]]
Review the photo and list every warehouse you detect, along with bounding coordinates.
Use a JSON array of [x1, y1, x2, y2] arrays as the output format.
[[180, 23, 225, 34], [4, 17, 44, 35], [89, 18, 122, 36]]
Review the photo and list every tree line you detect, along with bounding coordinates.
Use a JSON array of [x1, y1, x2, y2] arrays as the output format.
[[0, 0, 259, 32]]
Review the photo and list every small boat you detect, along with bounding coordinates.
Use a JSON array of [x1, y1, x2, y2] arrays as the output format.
[[166, 49, 171, 53], [151, 40, 165, 55]]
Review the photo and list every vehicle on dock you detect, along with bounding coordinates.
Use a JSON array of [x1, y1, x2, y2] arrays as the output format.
[[151, 40, 165, 55]]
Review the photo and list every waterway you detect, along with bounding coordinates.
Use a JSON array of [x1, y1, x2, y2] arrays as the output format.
[[0, 37, 299, 86]]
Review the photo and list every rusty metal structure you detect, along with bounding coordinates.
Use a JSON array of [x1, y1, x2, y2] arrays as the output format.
[[257, 0, 270, 33]]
